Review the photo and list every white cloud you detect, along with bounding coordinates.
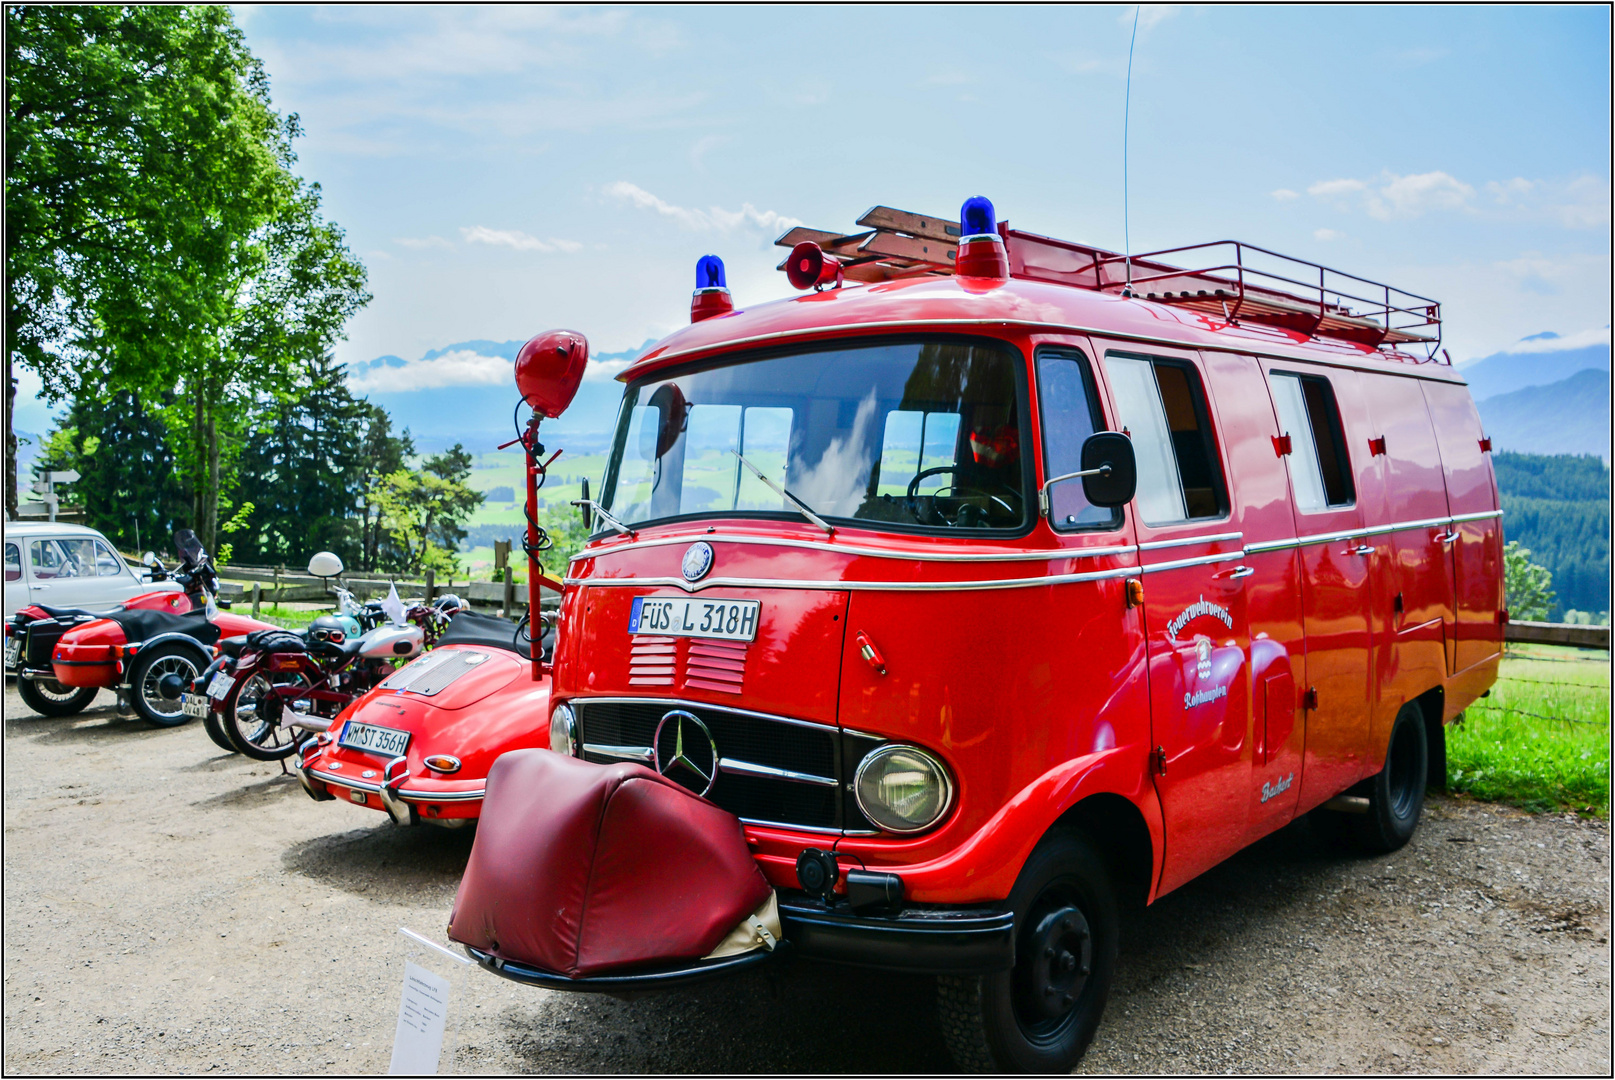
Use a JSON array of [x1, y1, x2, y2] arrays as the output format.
[[1270, 188, 1299, 201], [1486, 174, 1610, 229], [583, 357, 635, 383], [348, 350, 511, 393], [689, 134, 730, 171], [395, 235, 453, 249], [605, 181, 802, 234], [460, 226, 583, 254], [1313, 228, 1344, 241], [1307, 178, 1368, 199], [1121, 5, 1178, 32], [1366, 171, 1474, 220]]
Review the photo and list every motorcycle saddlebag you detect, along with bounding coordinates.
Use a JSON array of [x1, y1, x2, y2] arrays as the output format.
[[447, 749, 772, 979]]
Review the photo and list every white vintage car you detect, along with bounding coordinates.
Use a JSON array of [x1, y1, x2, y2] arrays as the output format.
[[3, 522, 179, 619]]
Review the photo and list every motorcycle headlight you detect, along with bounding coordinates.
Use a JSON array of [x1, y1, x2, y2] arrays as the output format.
[[549, 703, 577, 757], [853, 744, 955, 834]]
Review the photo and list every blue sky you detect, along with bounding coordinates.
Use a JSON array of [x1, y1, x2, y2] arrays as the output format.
[[14, 4, 1611, 430]]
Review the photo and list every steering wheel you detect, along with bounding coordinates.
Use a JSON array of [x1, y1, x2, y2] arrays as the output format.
[[905, 465, 1021, 520]]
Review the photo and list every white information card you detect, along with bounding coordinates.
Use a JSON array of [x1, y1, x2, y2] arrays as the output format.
[[389, 960, 451, 1074]]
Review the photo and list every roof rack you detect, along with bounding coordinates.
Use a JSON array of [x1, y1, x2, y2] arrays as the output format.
[[775, 207, 1444, 359]]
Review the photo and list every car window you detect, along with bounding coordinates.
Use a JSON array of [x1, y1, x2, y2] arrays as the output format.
[[4, 543, 19, 583], [1036, 348, 1119, 531], [1268, 371, 1355, 511], [30, 538, 100, 580], [1103, 354, 1228, 526], [94, 540, 126, 578]]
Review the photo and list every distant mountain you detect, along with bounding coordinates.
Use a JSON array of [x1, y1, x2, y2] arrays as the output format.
[[1475, 367, 1611, 460], [349, 339, 650, 453], [1457, 334, 1609, 401]]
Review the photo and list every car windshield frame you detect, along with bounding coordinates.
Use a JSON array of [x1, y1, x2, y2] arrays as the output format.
[[594, 334, 1035, 540]]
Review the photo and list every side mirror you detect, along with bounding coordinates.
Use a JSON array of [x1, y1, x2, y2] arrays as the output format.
[[1079, 431, 1137, 508], [578, 478, 592, 529], [142, 551, 158, 568], [307, 551, 344, 578]]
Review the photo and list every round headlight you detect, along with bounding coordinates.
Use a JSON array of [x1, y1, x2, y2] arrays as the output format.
[[549, 703, 577, 757], [853, 744, 954, 834]]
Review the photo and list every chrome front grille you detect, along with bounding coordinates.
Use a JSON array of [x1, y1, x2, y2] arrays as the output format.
[[573, 698, 883, 833]]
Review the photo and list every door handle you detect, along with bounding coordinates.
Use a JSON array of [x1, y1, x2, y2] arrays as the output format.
[[1225, 565, 1255, 579], [1342, 545, 1373, 556], [1438, 531, 1458, 544]]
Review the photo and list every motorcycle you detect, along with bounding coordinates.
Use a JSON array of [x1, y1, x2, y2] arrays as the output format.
[[4, 529, 275, 724], [191, 560, 464, 760]]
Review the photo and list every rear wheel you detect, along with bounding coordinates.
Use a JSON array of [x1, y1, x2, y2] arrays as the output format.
[[937, 829, 1119, 1072], [127, 643, 206, 727], [18, 677, 98, 717], [1352, 702, 1428, 853], [222, 670, 311, 760]]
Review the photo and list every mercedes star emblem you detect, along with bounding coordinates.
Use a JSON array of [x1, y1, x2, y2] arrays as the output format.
[[653, 709, 720, 797], [681, 541, 714, 582]]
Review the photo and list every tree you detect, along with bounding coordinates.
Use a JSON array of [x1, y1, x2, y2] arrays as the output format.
[[373, 444, 482, 575], [357, 406, 414, 573], [37, 390, 191, 551], [1504, 540, 1556, 623], [5, 6, 369, 535]]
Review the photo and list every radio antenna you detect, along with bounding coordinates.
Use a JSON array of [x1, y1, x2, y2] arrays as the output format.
[[1123, 4, 1141, 293]]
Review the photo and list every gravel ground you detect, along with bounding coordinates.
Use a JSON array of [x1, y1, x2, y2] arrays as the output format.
[[4, 682, 1609, 1074]]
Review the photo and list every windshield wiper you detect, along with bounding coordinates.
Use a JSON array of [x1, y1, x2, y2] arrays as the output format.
[[729, 450, 834, 536], [569, 498, 637, 539]]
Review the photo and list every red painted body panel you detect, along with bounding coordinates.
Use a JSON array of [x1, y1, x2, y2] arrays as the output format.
[[543, 270, 1501, 920], [49, 603, 274, 688], [299, 645, 551, 820]]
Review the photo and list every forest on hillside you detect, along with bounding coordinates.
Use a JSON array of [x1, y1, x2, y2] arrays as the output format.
[[1494, 452, 1610, 621]]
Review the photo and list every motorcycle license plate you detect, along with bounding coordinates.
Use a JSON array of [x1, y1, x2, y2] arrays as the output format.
[[206, 671, 235, 700], [4, 636, 20, 670], [629, 597, 759, 642], [181, 693, 210, 719], [339, 721, 410, 759]]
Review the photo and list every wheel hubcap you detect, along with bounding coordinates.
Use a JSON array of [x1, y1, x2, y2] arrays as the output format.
[[1020, 904, 1092, 1022], [142, 658, 197, 716]]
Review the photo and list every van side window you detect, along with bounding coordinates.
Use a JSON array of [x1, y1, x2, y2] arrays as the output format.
[[1035, 349, 1118, 530], [4, 543, 19, 583], [1103, 355, 1228, 525], [1269, 372, 1355, 511]]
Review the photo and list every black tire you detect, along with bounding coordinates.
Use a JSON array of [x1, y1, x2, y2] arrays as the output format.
[[202, 700, 238, 753], [1351, 702, 1428, 854], [127, 642, 207, 727], [17, 677, 98, 717], [937, 829, 1119, 1072], [221, 670, 310, 761]]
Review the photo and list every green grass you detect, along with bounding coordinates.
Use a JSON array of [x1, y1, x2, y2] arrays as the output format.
[[1447, 643, 1610, 817], [247, 604, 322, 630]]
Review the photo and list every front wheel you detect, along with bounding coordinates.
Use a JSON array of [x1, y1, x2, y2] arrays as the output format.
[[937, 829, 1119, 1072], [18, 677, 99, 717], [127, 643, 206, 727]]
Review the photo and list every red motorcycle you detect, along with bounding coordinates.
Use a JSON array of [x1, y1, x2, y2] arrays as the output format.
[[192, 595, 462, 761], [5, 529, 275, 724]]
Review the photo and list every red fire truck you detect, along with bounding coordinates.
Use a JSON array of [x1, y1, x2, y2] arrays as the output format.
[[446, 198, 1503, 1072]]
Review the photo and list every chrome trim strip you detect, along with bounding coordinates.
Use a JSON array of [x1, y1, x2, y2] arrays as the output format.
[[632, 317, 1468, 383], [1137, 531, 1243, 551], [573, 695, 847, 735], [583, 743, 654, 763], [1450, 509, 1504, 523], [1139, 550, 1246, 573], [720, 757, 837, 787], [1243, 537, 1300, 554], [306, 768, 485, 802], [567, 566, 1136, 593], [739, 817, 844, 836], [572, 533, 1138, 565]]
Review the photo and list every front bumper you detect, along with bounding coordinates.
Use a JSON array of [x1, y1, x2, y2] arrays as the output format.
[[777, 894, 1015, 975]]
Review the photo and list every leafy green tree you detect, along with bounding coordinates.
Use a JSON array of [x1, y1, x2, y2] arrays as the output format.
[[358, 406, 414, 573], [374, 444, 482, 575], [39, 390, 191, 551], [5, 6, 368, 538], [1504, 540, 1557, 623]]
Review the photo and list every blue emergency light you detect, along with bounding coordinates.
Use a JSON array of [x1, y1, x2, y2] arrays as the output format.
[[696, 254, 727, 290], [961, 196, 997, 240]]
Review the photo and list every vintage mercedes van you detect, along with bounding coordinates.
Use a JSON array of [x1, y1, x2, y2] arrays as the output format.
[[447, 198, 1503, 1072]]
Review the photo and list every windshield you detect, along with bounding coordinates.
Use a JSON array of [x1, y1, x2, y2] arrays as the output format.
[[599, 338, 1030, 535]]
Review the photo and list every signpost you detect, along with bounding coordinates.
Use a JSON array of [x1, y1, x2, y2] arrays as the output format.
[[28, 470, 81, 522]]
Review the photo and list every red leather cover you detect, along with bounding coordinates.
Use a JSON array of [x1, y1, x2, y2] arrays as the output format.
[[447, 749, 771, 977]]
